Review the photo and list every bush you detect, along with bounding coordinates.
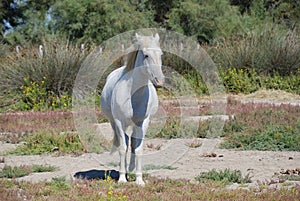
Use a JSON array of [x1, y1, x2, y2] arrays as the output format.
[[0, 38, 87, 111], [220, 67, 260, 94], [211, 25, 300, 76], [195, 168, 251, 184], [220, 67, 300, 94], [15, 77, 72, 111]]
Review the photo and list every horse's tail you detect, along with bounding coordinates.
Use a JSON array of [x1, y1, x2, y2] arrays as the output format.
[[110, 132, 129, 155]]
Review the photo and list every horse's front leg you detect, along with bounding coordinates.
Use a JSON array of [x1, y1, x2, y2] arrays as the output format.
[[130, 119, 149, 186], [114, 119, 128, 183]]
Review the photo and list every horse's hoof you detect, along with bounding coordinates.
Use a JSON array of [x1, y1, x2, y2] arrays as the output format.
[[118, 175, 127, 183], [135, 178, 145, 186]]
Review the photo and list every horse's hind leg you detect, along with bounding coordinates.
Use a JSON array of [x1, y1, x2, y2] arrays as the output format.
[[114, 119, 128, 183]]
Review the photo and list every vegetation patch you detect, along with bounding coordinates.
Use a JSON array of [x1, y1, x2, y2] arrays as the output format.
[[1, 176, 299, 201], [195, 168, 251, 185], [7, 130, 84, 155], [143, 164, 177, 171], [0, 164, 57, 178], [221, 103, 300, 151], [0, 111, 75, 143]]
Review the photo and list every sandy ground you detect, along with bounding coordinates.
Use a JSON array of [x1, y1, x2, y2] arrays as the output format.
[[1, 124, 300, 190]]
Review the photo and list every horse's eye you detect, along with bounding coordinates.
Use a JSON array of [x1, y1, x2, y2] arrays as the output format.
[[144, 54, 149, 59]]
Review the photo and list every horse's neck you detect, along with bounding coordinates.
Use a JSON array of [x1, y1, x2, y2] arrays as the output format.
[[131, 66, 150, 94], [130, 51, 151, 93]]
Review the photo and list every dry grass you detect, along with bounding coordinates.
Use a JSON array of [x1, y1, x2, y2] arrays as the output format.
[[0, 177, 299, 201], [233, 89, 300, 101]]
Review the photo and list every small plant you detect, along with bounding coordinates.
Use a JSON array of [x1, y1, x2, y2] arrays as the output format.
[[195, 168, 251, 184], [0, 164, 57, 178], [31, 164, 57, 173], [279, 175, 300, 182], [186, 139, 202, 148], [50, 177, 70, 190], [105, 176, 128, 201], [143, 164, 177, 171], [0, 165, 30, 178]]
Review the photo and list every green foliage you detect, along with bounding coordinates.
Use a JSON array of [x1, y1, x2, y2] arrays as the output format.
[[0, 165, 30, 178], [221, 68, 260, 94], [31, 164, 57, 173], [50, 177, 71, 191], [220, 67, 300, 94], [195, 168, 251, 184], [3, 0, 56, 45], [221, 107, 300, 151], [8, 130, 84, 155], [15, 77, 72, 111], [168, 0, 242, 43], [224, 124, 300, 151], [50, 0, 155, 44], [0, 164, 57, 178]]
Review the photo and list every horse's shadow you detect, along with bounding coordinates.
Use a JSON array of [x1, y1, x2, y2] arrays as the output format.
[[74, 169, 121, 181]]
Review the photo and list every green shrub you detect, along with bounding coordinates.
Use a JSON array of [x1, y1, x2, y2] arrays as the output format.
[[220, 67, 300, 94], [220, 67, 260, 94], [9, 130, 84, 155], [0, 165, 30, 178], [195, 168, 251, 184], [0, 165, 57, 178], [10, 77, 72, 111]]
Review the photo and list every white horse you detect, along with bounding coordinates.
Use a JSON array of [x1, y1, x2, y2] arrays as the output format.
[[101, 33, 164, 185]]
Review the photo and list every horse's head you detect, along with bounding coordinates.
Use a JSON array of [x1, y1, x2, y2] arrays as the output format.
[[136, 33, 164, 87]]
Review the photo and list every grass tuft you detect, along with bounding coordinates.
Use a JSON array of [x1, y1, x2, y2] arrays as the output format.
[[143, 164, 177, 171], [0, 164, 57, 178], [195, 168, 251, 185], [8, 129, 84, 155]]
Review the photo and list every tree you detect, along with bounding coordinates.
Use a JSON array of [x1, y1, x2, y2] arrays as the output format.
[[147, 0, 180, 26], [0, 0, 24, 41], [230, 0, 253, 14], [50, 0, 156, 44], [3, 0, 56, 45], [168, 0, 242, 44]]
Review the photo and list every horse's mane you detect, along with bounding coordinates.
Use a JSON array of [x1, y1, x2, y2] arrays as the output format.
[[124, 47, 139, 73]]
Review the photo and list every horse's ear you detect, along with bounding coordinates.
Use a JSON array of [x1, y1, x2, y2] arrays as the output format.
[[154, 33, 159, 42]]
